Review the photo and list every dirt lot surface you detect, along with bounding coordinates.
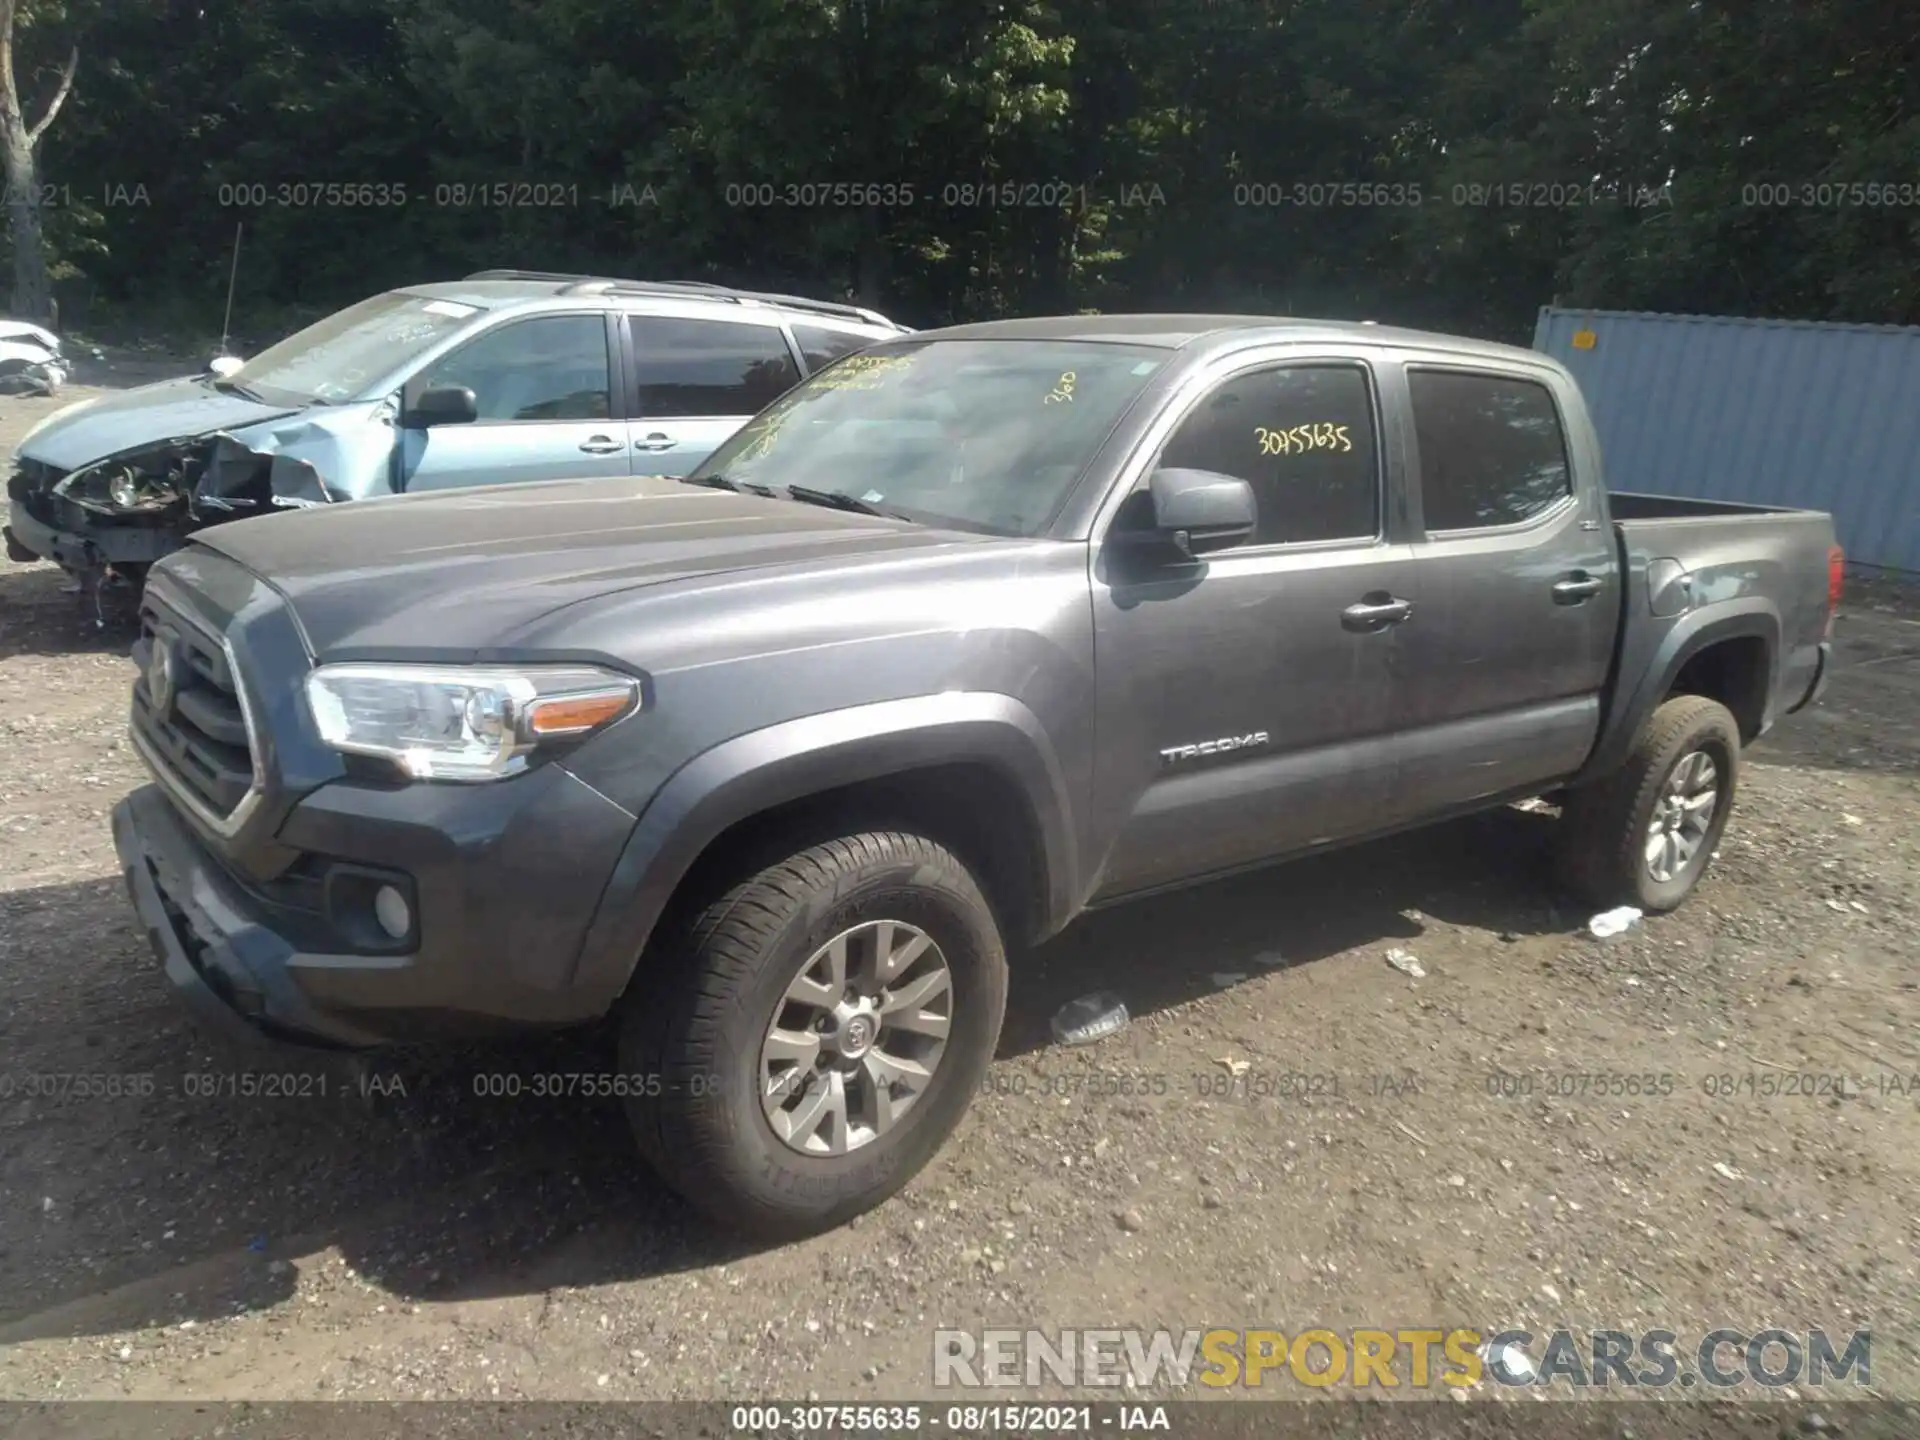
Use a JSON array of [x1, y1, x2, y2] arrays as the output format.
[[0, 378, 1916, 1426]]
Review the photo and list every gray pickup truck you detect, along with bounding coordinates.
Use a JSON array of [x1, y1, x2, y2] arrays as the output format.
[[110, 315, 1841, 1236]]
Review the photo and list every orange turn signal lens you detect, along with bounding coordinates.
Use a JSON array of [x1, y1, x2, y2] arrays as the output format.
[[525, 690, 633, 736]]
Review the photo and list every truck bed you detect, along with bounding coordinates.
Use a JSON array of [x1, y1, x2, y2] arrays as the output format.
[[1579, 489, 1837, 783], [1608, 490, 1826, 521]]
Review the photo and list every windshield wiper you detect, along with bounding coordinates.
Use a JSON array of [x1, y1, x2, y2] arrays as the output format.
[[782, 484, 907, 519], [209, 376, 268, 402], [680, 473, 776, 497]]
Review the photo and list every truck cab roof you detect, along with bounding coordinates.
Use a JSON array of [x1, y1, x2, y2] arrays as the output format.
[[912, 313, 1548, 365]]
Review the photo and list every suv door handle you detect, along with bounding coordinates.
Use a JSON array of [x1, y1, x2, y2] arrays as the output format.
[[632, 433, 677, 452], [1341, 594, 1414, 632], [1552, 573, 1604, 604], [578, 435, 625, 454]]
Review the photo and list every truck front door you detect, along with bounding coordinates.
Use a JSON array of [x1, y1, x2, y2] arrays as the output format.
[[1087, 353, 1417, 900]]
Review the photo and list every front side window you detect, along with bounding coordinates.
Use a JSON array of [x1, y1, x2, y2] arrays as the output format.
[[689, 339, 1169, 537], [628, 316, 801, 417], [1408, 370, 1572, 530], [1156, 364, 1380, 545], [420, 314, 611, 421]]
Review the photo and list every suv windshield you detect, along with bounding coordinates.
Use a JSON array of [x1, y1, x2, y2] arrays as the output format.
[[688, 339, 1169, 536], [228, 291, 483, 405]]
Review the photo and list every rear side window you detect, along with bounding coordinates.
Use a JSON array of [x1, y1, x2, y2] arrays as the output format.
[[1156, 363, 1380, 545], [1409, 370, 1572, 530], [791, 323, 873, 372], [627, 316, 801, 416]]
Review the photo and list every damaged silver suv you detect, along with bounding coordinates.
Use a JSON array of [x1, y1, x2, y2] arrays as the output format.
[[3, 270, 905, 588]]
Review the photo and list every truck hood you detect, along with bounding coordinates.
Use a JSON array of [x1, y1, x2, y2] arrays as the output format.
[[16, 375, 300, 471], [187, 473, 984, 657]]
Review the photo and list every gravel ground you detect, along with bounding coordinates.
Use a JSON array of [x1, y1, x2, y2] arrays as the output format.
[[0, 376, 1915, 1418]]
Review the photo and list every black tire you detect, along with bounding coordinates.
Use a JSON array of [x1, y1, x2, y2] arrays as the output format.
[[620, 831, 1007, 1238], [1557, 695, 1741, 913]]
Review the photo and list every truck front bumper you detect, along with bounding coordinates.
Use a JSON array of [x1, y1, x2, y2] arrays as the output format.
[[112, 769, 640, 1051]]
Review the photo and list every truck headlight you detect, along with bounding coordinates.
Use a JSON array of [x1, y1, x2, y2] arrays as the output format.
[[305, 663, 640, 781]]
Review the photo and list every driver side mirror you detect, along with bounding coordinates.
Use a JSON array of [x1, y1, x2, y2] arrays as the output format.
[[1143, 467, 1257, 558], [403, 383, 479, 428]]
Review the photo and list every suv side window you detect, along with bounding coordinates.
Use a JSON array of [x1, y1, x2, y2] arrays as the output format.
[[1156, 363, 1380, 546], [1408, 370, 1572, 530], [791, 323, 873, 373], [420, 315, 611, 422], [628, 316, 801, 417]]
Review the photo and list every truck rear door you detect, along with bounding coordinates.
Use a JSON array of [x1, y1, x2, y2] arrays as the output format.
[[1383, 359, 1619, 817]]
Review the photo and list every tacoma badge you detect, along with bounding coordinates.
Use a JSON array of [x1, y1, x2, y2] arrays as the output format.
[[1159, 731, 1270, 766]]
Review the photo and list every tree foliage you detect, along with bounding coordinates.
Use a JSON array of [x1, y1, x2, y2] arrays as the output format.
[[15, 0, 1920, 339]]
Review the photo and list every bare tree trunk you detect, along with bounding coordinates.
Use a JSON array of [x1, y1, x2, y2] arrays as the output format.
[[0, 0, 77, 322], [5, 129, 48, 318]]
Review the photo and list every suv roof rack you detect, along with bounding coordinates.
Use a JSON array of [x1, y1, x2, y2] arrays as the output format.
[[593, 281, 905, 331], [461, 268, 678, 291], [458, 269, 905, 331]]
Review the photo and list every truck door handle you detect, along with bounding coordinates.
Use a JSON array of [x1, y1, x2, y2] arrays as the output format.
[[1341, 594, 1414, 632], [1553, 573, 1604, 604], [632, 433, 677, 452], [578, 435, 625, 454]]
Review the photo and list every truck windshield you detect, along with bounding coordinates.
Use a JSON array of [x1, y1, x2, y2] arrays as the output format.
[[227, 291, 482, 405], [688, 339, 1169, 537]]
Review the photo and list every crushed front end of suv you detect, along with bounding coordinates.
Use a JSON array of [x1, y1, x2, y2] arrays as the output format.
[[4, 272, 903, 588]]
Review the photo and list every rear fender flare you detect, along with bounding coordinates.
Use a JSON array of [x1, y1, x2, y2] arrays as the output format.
[[566, 692, 1079, 1004], [1578, 601, 1780, 784]]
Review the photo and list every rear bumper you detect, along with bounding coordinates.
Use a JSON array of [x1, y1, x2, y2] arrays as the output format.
[[7, 497, 181, 569]]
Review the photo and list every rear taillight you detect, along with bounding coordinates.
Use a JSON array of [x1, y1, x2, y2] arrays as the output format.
[[1825, 544, 1845, 636]]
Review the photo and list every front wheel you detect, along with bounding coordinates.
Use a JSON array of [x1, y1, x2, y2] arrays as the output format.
[[620, 831, 1007, 1237], [1557, 695, 1741, 913]]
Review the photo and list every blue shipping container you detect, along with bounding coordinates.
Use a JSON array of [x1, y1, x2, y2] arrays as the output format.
[[1533, 307, 1920, 573]]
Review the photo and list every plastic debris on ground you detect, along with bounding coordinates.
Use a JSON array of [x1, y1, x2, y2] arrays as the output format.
[[1213, 1056, 1251, 1077], [1384, 947, 1426, 979], [1050, 991, 1129, 1045], [1586, 906, 1643, 939]]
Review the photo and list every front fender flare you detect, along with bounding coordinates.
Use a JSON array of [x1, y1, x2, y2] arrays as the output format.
[[565, 692, 1080, 1006]]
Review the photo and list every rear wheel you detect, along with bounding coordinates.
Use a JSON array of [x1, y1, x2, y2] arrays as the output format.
[[1557, 695, 1740, 913], [620, 831, 1007, 1237]]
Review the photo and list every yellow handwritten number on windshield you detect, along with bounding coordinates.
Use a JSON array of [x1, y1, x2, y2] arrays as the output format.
[[1044, 371, 1077, 405]]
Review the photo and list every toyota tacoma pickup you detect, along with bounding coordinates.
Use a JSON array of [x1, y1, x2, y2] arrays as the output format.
[[110, 315, 1842, 1236]]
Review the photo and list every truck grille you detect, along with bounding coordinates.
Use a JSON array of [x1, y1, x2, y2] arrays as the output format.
[[130, 588, 261, 829]]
